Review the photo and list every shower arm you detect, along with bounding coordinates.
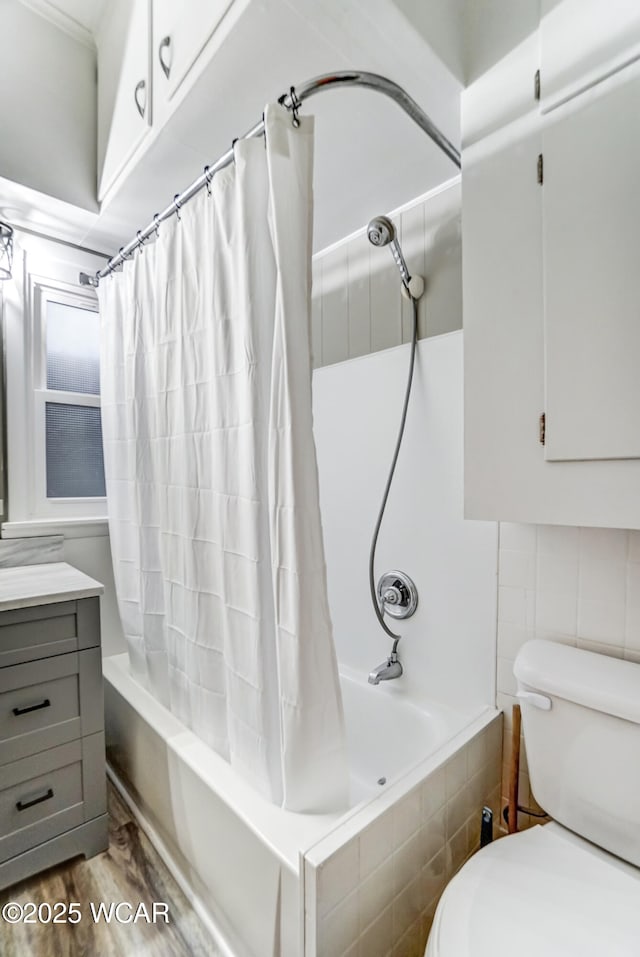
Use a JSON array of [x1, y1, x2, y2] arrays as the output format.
[[79, 71, 461, 287]]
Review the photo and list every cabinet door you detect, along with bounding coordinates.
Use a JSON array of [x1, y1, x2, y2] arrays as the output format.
[[97, 0, 151, 202], [153, 0, 235, 105], [542, 68, 640, 461], [540, 0, 640, 111]]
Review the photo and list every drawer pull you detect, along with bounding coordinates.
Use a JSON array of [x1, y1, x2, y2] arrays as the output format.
[[16, 788, 54, 812], [13, 698, 51, 717]]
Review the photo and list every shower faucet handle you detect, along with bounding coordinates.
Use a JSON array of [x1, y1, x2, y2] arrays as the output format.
[[377, 570, 418, 620], [382, 584, 404, 606]]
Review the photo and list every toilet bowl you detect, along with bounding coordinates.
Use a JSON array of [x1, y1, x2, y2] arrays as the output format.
[[424, 640, 640, 956], [426, 822, 640, 956]]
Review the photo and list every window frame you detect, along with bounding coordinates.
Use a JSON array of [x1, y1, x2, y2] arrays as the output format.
[[29, 275, 105, 520]]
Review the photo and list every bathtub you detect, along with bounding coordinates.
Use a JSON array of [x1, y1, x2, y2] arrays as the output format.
[[104, 652, 501, 957]]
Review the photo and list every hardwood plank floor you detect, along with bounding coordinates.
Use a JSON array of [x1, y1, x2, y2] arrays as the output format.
[[0, 782, 220, 957]]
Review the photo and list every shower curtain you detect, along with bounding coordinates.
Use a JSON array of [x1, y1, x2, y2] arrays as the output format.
[[99, 104, 348, 812]]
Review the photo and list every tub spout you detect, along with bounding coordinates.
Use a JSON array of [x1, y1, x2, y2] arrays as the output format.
[[368, 652, 403, 685]]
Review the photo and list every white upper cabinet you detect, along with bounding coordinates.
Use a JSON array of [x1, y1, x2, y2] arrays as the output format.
[[97, 0, 152, 202], [152, 0, 235, 110], [542, 68, 640, 462], [539, 0, 640, 110], [463, 0, 640, 529]]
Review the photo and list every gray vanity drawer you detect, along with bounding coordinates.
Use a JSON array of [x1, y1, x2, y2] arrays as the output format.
[[0, 649, 104, 765], [0, 733, 106, 865], [0, 598, 100, 668]]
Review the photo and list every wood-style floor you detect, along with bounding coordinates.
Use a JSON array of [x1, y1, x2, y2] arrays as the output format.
[[0, 782, 220, 957]]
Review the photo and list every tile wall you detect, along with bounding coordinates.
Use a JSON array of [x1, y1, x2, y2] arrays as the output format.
[[304, 715, 502, 957], [310, 178, 461, 369], [497, 523, 640, 828]]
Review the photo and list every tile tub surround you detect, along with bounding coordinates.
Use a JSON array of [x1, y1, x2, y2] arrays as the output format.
[[304, 713, 502, 957], [311, 178, 461, 369], [497, 523, 640, 829], [0, 535, 64, 567]]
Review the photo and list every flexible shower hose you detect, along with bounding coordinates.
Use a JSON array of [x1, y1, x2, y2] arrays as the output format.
[[368, 295, 419, 640]]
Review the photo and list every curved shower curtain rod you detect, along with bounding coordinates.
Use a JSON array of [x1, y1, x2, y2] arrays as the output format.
[[79, 71, 461, 287]]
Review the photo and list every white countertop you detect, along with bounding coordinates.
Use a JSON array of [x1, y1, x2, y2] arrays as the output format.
[[0, 562, 104, 612]]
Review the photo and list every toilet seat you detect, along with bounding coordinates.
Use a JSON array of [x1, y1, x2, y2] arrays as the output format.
[[426, 823, 640, 957]]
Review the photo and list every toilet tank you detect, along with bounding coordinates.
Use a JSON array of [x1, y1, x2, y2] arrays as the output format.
[[514, 639, 640, 868]]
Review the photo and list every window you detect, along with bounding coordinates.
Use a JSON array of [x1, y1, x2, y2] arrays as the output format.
[[32, 282, 106, 518]]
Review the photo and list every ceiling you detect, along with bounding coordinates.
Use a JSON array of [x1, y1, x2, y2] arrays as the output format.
[[18, 0, 107, 45]]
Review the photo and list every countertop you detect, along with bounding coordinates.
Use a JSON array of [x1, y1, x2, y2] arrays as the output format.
[[0, 562, 104, 612]]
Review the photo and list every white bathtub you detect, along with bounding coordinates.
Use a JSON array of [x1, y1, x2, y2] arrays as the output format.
[[104, 652, 501, 957]]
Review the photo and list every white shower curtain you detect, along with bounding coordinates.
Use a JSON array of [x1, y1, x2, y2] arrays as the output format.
[[99, 104, 348, 812]]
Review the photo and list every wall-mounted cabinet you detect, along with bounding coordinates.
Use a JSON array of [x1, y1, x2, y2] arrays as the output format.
[[96, 0, 245, 203], [152, 0, 235, 110], [97, 0, 152, 201], [539, 0, 640, 112], [463, 2, 640, 529]]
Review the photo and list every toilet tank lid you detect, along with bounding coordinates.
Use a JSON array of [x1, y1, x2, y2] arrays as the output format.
[[514, 640, 640, 725]]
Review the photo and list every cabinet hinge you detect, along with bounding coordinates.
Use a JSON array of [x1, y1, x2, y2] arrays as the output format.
[[537, 153, 544, 185], [539, 413, 546, 445], [534, 69, 541, 101]]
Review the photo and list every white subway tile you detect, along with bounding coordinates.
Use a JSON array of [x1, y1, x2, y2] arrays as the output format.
[[499, 523, 537, 553], [358, 856, 394, 933], [445, 784, 472, 841], [496, 656, 517, 696], [418, 806, 446, 864], [360, 810, 395, 879], [347, 234, 372, 360], [393, 786, 422, 847], [392, 872, 423, 941], [538, 525, 579, 560], [536, 588, 577, 636], [393, 832, 425, 897], [444, 749, 466, 800], [499, 548, 536, 589], [536, 553, 578, 594], [579, 558, 626, 606], [318, 838, 360, 917], [497, 621, 527, 660], [421, 766, 445, 819], [318, 890, 359, 957], [358, 903, 393, 957], [320, 246, 349, 365], [579, 526, 628, 564], [498, 586, 535, 630], [577, 598, 625, 644]]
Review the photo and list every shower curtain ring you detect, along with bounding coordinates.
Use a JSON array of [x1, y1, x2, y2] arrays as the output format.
[[204, 165, 212, 196], [173, 194, 182, 220], [289, 86, 301, 128], [136, 230, 146, 253], [153, 213, 161, 238]]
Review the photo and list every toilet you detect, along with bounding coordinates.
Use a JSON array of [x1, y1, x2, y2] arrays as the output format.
[[426, 639, 640, 956]]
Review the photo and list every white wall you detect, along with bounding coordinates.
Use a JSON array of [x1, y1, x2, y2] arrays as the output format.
[[2, 227, 125, 657], [313, 332, 498, 716], [0, 0, 97, 210], [64, 534, 125, 657]]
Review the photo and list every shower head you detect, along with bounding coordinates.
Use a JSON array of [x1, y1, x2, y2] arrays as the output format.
[[366, 214, 424, 300], [367, 215, 397, 248]]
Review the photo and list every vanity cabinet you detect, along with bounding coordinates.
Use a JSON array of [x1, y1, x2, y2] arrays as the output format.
[[0, 566, 107, 890], [463, 3, 640, 529]]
